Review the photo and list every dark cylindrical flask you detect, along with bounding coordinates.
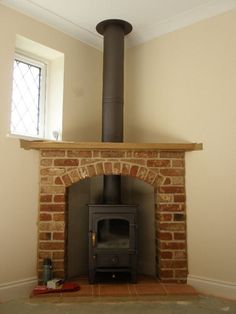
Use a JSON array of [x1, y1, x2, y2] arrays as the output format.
[[42, 258, 52, 285]]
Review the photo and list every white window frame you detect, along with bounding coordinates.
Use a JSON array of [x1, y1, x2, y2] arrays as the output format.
[[10, 51, 48, 138]]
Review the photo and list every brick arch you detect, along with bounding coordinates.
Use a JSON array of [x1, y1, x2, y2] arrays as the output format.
[[56, 161, 165, 189], [39, 149, 187, 283]]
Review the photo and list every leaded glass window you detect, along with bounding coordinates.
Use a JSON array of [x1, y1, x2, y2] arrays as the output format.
[[10, 53, 46, 137]]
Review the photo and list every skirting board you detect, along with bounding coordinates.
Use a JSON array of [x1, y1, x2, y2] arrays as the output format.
[[188, 275, 236, 300], [0, 277, 37, 302]]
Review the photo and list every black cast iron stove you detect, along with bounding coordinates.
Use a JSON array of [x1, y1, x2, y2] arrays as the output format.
[[88, 204, 137, 283]]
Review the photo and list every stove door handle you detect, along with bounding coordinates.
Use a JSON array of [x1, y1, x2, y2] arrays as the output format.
[[91, 232, 96, 248]]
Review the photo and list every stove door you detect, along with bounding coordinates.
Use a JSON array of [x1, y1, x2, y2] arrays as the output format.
[[92, 213, 136, 251]]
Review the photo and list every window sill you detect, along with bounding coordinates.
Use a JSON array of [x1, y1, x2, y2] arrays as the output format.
[[7, 133, 53, 141]]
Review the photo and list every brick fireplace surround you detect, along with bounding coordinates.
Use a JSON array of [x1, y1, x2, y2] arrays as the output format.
[[21, 140, 202, 284]]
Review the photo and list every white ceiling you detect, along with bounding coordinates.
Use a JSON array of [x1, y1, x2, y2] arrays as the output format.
[[1, 0, 236, 49]]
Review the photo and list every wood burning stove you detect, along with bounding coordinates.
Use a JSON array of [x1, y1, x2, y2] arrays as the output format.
[[88, 204, 138, 283], [87, 20, 137, 283]]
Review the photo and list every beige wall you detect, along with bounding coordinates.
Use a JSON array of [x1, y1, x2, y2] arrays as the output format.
[[125, 9, 236, 292], [0, 3, 102, 292], [1, 2, 236, 300]]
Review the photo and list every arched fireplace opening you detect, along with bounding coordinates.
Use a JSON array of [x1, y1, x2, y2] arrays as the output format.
[[66, 175, 155, 282]]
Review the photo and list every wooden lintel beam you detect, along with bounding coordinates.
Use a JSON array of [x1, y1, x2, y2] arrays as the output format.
[[20, 139, 203, 152]]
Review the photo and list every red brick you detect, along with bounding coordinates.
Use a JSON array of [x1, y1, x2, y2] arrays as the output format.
[[53, 232, 64, 240], [174, 232, 186, 240], [133, 151, 158, 158], [104, 162, 112, 174], [146, 171, 157, 184], [154, 175, 165, 186], [67, 150, 92, 157], [40, 213, 52, 221], [81, 158, 99, 165], [163, 178, 171, 185], [158, 214, 173, 222], [69, 169, 80, 183], [101, 151, 125, 158], [38, 251, 52, 260], [78, 167, 88, 179], [40, 204, 65, 212], [54, 195, 65, 203], [160, 223, 185, 231], [40, 168, 66, 176], [160, 169, 184, 176], [96, 163, 104, 175], [87, 165, 96, 177], [63, 167, 77, 173], [41, 186, 65, 194], [159, 186, 185, 194], [53, 213, 65, 221], [93, 151, 100, 157], [53, 261, 64, 270], [55, 177, 63, 185], [147, 160, 170, 167], [174, 213, 185, 221], [158, 232, 172, 240], [174, 251, 187, 259], [160, 242, 186, 250], [160, 152, 184, 158], [113, 162, 121, 174], [172, 177, 185, 185], [172, 160, 184, 167], [161, 260, 187, 268], [39, 242, 64, 250], [160, 251, 173, 259], [41, 150, 65, 157], [54, 159, 79, 166], [122, 159, 146, 165], [41, 176, 54, 185], [130, 165, 139, 177], [37, 271, 43, 279], [39, 222, 64, 232], [40, 195, 52, 203], [62, 174, 72, 186], [174, 195, 186, 202], [41, 159, 53, 166], [137, 167, 148, 180], [53, 252, 64, 259], [39, 232, 51, 240], [159, 204, 184, 212], [122, 163, 130, 175], [158, 194, 173, 203], [175, 269, 188, 278]]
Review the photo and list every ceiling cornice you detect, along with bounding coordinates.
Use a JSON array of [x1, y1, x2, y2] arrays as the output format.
[[130, 0, 236, 47], [0, 0, 103, 49], [1, 0, 236, 50]]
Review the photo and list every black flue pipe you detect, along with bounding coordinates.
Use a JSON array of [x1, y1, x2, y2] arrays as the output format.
[[96, 19, 132, 204]]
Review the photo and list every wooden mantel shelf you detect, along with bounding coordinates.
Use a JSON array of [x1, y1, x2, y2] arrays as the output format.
[[20, 140, 203, 151]]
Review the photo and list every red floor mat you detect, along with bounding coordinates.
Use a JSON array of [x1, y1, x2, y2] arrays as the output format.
[[32, 282, 80, 295]]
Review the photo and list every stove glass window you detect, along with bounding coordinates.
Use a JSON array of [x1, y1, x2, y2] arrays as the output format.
[[97, 218, 129, 249]]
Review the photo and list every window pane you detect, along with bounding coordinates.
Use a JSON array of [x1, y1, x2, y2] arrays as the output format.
[[10, 59, 42, 137]]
